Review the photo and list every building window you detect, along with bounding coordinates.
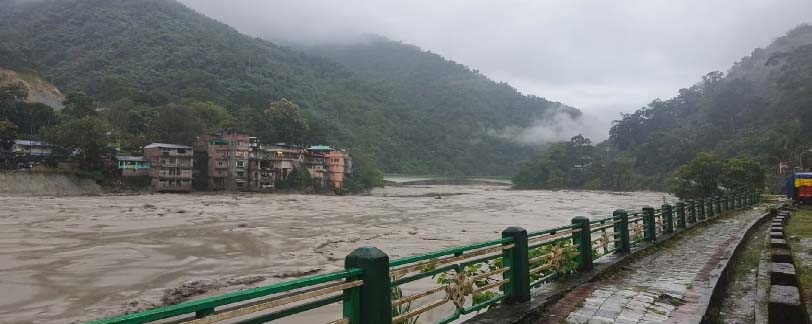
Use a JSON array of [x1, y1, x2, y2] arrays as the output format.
[[236, 160, 245, 168], [218, 161, 224, 166]]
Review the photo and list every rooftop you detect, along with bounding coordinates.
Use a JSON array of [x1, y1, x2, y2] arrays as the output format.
[[14, 140, 49, 146], [307, 145, 332, 152], [116, 156, 149, 162], [144, 143, 192, 149]]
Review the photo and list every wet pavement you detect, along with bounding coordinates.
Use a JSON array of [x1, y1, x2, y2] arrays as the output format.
[[538, 208, 765, 324]]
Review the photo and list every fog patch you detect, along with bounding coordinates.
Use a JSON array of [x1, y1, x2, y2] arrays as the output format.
[[488, 111, 609, 145]]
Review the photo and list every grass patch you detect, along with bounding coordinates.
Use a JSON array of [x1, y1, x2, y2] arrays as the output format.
[[786, 209, 812, 305]]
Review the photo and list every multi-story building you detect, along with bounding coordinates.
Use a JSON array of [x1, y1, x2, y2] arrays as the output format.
[[308, 145, 350, 189], [325, 150, 349, 189], [247, 138, 276, 192], [304, 149, 328, 189], [264, 143, 304, 182], [193, 128, 250, 191], [144, 143, 193, 192]]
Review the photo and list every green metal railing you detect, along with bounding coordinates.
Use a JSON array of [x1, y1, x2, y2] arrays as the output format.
[[87, 192, 762, 324]]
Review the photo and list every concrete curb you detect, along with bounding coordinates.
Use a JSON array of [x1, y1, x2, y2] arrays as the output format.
[[764, 209, 811, 324], [698, 208, 773, 323]]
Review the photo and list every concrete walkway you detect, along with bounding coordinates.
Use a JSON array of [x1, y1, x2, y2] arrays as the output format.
[[537, 209, 765, 324]]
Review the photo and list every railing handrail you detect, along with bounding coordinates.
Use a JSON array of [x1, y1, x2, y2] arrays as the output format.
[[87, 191, 763, 324], [390, 236, 513, 267], [87, 268, 363, 324]]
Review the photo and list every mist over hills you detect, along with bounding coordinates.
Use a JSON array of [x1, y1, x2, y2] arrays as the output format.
[[0, 0, 584, 176]]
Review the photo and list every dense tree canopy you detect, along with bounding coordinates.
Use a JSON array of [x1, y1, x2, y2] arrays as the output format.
[[0, 0, 578, 176], [670, 153, 765, 199]]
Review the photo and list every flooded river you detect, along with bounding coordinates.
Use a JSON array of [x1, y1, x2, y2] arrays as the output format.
[[0, 185, 672, 323]]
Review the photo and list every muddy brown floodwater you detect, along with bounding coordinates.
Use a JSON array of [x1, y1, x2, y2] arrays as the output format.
[[0, 185, 672, 324]]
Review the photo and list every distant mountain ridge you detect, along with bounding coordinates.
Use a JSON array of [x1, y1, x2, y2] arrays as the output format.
[[0, 0, 578, 176], [608, 24, 812, 178]]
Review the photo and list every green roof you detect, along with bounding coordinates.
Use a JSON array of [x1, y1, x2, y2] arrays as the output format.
[[307, 145, 332, 152]]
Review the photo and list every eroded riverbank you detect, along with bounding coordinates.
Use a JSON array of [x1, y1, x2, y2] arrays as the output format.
[[0, 185, 671, 323]]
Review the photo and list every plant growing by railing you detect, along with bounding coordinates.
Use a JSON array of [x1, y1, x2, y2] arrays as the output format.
[[391, 286, 418, 324]]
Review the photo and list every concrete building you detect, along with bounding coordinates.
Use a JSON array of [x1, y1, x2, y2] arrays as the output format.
[[144, 143, 193, 192], [12, 140, 52, 157], [193, 128, 250, 191], [264, 143, 304, 182], [247, 138, 276, 191], [307, 145, 350, 189], [325, 150, 349, 189], [304, 149, 328, 189], [115, 156, 151, 177]]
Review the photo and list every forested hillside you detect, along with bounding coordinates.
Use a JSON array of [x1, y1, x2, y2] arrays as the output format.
[[0, 0, 576, 176], [514, 25, 812, 192]]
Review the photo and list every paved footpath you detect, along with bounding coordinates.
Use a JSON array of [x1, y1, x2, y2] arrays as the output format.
[[537, 209, 765, 324]]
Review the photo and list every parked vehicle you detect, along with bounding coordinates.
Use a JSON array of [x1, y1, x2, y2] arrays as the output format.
[[785, 172, 812, 203]]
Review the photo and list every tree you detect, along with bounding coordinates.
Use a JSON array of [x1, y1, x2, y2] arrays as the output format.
[[277, 166, 313, 190], [671, 153, 724, 199], [0, 82, 27, 102], [345, 152, 384, 192], [44, 117, 111, 169], [267, 98, 309, 144], [0, 120, 17, 150], [719, 157, 765, 193], [62, 92, 97, 119]]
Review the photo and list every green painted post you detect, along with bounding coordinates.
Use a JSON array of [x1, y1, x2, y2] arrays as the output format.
[[676, 202, 686, 229], [724, 196, 730, 211], [571, 217, 593, 272], [642, 206, 656, 242], [613, 210, 630, 253], [662, 204, 673, 234], [697, 199, 706, 221], [688, 200, 697, 223], [195, 308, 215, 319], [737, 194, 742, 209], [345, 247, 392, 324], [715, 197, 722, 215], [707, 198, 715, 218], [502, 227, 530, 303]]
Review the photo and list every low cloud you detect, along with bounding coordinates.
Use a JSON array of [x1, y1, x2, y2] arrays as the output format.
[[487, 110, 608, 146]]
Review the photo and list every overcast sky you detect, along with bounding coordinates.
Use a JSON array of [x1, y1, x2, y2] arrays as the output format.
[[180, 0, 812, 133]]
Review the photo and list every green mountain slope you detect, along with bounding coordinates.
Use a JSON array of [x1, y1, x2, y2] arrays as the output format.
[[0, 0, 577, 176], [607, 24, 812, 177], [512, 24, 812, 191]]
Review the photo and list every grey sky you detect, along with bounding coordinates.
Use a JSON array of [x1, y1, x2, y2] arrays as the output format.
[[180, 0, 812, 132]]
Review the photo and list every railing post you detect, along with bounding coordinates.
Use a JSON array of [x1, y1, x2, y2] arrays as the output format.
[[688, 200, 697, 224], [642, 206, 656, 242], [715, 197, 722, 215], [707, 198, 715, 218], [571, 217, 593, 272], [613, 210, 630, 253], [724, 196, 730, 211], [697, 199, 706, 221], [345, 247, 392, 324], [662, 204, 674, 234], [736, 194, 742, 209], [502, 227, 530, 303], [676, 202, 686, 229]]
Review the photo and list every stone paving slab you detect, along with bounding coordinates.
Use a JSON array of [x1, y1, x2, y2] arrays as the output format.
[[537, 209, 765, 324]]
